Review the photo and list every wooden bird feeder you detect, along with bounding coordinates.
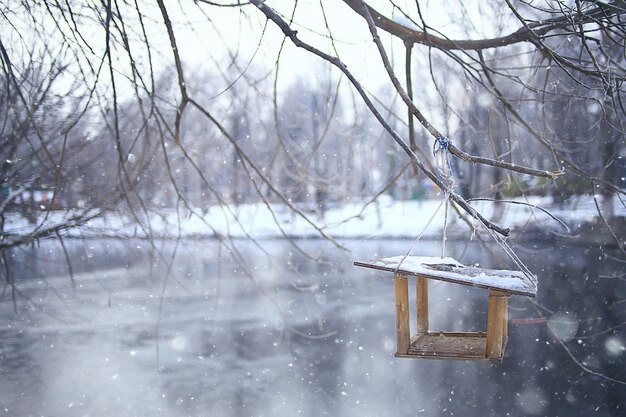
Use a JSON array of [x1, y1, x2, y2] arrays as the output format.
[[354, 256, 537, 362]]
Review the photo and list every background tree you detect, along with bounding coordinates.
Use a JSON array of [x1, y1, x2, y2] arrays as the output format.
[[0, 0, 624, 266]]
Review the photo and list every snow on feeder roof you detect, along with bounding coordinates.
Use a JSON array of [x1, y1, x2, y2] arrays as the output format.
[[354, 256, 537, 297]]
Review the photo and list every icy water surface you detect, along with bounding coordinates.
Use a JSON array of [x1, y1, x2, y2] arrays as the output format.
[[0, 238, 624, 416]]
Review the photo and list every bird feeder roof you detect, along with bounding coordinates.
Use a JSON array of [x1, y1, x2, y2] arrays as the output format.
[[354, 256, 537, 297]]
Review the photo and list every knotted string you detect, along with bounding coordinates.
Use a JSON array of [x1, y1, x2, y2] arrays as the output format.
[[433, 136, 454, 189], [433, 137, 454, 258]]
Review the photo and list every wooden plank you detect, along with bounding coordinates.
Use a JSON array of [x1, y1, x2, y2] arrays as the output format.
[[486, 290, 508, 359], [394, 273, 410, 355], [502, 295, 508, 338], [394, 332, 505, 362], [411, 332, 486, 357], [416, 277, 429, 334], [409, 333, 426, 345], [354, 256, 537, 297]]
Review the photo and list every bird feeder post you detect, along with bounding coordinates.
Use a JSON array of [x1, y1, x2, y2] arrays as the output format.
[[416, 277, 429, 335], [502, 295, 509, 338], [394, 273, 410, 355], [486, 290, 510, 359]]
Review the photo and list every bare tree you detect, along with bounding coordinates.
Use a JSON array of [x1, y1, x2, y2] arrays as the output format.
[[0, 1, 622, 247], [1, 0, 626, 389]]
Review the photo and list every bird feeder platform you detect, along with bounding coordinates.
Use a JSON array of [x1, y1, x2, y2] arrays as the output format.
[[354, 256, 537, 362]]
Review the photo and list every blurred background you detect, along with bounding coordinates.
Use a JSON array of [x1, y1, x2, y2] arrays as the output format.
[[1, 1, 625, 415]]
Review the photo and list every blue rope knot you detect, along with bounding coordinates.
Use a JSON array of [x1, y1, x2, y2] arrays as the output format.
[[432, 136, 450, 155], [433, 136, 454, 186]]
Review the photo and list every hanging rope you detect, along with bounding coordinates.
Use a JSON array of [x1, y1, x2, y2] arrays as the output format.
[[397, 135, 536, 282], [395, 198, 446, 273], [442, 195, 449, 258], [433, 137, 454, 257], [432, 136, 535, 280]]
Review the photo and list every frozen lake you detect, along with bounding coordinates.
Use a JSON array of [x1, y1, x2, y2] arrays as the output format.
[[1, 238, 624, 416]]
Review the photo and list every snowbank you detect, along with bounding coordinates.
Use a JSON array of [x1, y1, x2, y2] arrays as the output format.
[[3, 194, 625, 241]]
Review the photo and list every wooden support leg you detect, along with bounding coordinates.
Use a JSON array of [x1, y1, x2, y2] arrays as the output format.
[[394, 273, 410, 355], [416, 277, 429, 335], [486, 290, 508, 359], [502, 295, 508, 338]]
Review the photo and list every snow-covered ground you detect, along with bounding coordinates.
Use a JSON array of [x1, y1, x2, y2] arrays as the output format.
[[5, 194, 624, 241]]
